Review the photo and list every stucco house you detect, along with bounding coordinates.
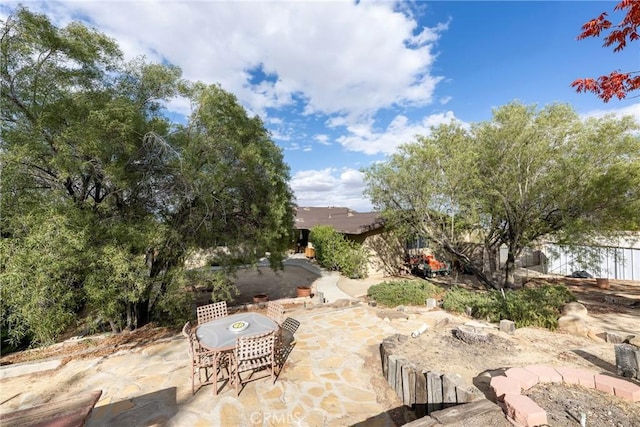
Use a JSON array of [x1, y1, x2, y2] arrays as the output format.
[[293, 206, 404, 276]]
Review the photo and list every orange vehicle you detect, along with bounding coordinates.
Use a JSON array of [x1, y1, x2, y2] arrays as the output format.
[[407, 253, 451, 278]]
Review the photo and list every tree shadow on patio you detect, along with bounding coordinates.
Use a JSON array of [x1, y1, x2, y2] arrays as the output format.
[[87, 387, 178, 426]]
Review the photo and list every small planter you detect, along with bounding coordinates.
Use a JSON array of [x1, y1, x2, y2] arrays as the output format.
[[296, 286, 312, 298], [305, 247, 315, 259], [596, 278, 610, 290], [253, 294, 269, 303]]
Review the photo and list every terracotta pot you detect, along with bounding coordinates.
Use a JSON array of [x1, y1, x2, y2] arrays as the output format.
[[596, 278, 610, 289], [253, 294, 269, 303], [296, 286, 312, 298]]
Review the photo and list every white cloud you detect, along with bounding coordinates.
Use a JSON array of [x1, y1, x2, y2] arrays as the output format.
[[291, 168, 373, 212], [164, 96, 192, 119], [314, 134, 331, 146], [581, 102, 640, 120], [336, 110, 462, 155], [22, 0, 445, 120], [7, 1, 449, 213], [287, 142, 302, 151]]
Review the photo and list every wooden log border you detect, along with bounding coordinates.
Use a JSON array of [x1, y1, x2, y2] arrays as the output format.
[[379, 335, 483, 415], [615, 343, 640, 380]]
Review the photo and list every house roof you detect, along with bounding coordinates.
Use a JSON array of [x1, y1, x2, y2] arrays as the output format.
[[293, 206, 384, 235]]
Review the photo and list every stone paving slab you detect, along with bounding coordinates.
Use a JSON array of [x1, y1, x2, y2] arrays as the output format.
[[0, 303, 439, 426], [0, 359, 62, 380]]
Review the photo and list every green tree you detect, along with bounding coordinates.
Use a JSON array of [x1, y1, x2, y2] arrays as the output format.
[[363, 122, 496, 288], [1, 209, 88, 344], [363, 101, 639, 289], [1, 7, 294, 345]]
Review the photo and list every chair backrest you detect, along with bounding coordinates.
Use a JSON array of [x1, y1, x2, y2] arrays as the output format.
[[182, 321, 195, 358], [197, 301, 228, 324], [235, 331, 275, 371], [182, 321, 192, 338], [281, 317, 300, 335], [266, 301, 285, 325]]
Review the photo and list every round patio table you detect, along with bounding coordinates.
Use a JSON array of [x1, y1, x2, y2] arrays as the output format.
[[196, 312, 278, 352], [195, 312, 278, 395]]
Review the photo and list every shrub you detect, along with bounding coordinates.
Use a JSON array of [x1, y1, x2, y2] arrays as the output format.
[[310, 225, 368, 279], [441, 286, 492, 314], [441, 284, 576, 330], [367, 280, 443, 307], [493, 284, 576, 330]]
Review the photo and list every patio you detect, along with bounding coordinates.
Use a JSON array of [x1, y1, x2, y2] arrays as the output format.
[[1, 273, 637, 426], [0, 302, 417, 426]]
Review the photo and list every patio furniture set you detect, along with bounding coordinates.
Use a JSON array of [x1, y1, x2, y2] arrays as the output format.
[[182, 301, 299, 396]]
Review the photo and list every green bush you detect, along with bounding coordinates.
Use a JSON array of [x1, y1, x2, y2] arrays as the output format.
[[310, 225, 368, 279], [441, 286, 491, 314], [441, 284, 576, 330], [367, 280, 443, 307]]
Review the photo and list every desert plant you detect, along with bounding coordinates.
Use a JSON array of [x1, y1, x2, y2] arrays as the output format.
[[442, 284, 576, 330], [494, 285, 576, 330], [441, 286, 492, 314], [367, 279, 443, 307]]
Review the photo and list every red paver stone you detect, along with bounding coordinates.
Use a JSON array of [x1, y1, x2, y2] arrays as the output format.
[[490, 375, 521, 400], [504, 394, 548, 427], [524, 365, 563, 383], [505, 367, 540, 390], [554, 367, 595, 388], [594, 374, 640, 402]]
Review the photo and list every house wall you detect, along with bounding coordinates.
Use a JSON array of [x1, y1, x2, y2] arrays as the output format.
[[347, 229, 405, 277]]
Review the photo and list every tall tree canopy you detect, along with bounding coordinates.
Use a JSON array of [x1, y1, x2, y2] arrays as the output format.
[[572, 0, 640, 101], [1, 7, 294, 345], [363, 102, 640, 289]]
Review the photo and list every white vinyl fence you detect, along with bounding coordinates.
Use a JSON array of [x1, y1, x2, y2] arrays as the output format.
[[544, 244, 640, 281]]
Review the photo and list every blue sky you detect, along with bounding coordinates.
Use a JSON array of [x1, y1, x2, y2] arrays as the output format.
[[3, 1, 638, 211]]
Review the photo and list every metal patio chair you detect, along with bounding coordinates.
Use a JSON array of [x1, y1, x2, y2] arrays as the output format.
[[275, 317, 300, 373], [266, 301, 285, 326], [230, 330, 276, 396], [182, 321, 229, 395], [196, 301, 228, 325]]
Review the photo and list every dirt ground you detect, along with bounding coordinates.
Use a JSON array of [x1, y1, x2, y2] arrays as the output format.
[[380, 275, 640, 426], [526, 382, 640, 426]]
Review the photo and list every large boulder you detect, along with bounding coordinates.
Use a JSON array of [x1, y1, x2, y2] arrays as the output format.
[[557, 315, 590, 337], [562, 302, 588, 318]]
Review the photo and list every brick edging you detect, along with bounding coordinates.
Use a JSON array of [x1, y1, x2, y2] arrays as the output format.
[[489, 365, 640, 427]]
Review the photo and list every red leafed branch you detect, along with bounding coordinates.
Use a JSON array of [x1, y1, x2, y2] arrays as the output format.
[[573, 0, 640, 101], [572, 72, 640, 102]]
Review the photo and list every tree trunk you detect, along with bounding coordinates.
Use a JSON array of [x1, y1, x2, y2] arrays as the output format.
[[134, 300, 150, 328], [442, 242, 499, 290], [125, 303, 136, 330], [483, 231, 502, 276], [504, 249, 516, 288], [108, 319, 121, 334], [486, 245, 499, 276]]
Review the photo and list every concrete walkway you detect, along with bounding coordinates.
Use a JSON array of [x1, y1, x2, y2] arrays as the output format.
[[314, 271, 355, 303], [1, 302, 440, 426], [283, 254, 358, 303]]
